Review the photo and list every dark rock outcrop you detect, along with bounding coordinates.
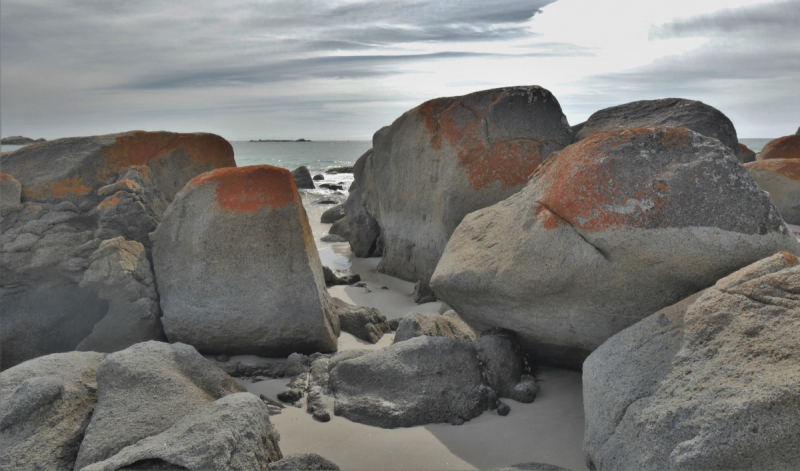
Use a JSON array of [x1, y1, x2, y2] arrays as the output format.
[[738, 143, 756, 163], [270, 453, 340, 471], [292, 165, 315, 189], [432, 127, 799, 367], [320, 204, 345, 223], [343, 149, 383, 257], [1, 136, 45, 145], [328, 215, 350, 240]]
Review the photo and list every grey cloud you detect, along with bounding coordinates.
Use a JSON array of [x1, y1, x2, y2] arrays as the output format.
[[651, 0, 800, 38]]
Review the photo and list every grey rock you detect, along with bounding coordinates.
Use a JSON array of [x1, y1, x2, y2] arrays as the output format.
[[152, 165, 339, 357], [313, 174, 325, 181], [496, 401, 510, 416], [738, 143, 756, 163], [570, 121, 585, 136], [76, 237, 164, 352], [285, 353, 310, 377], [319, 183, 344, 191], [343, 149, 383, 257], [322, 266, 350, 286], [363, 86, 573, 290], [291, 165, 315, 189], [328, 215, 351, 240], [472, 334, 538, 403], [488, 463, 571, 471], [418, 295, 437, 304], [0, 174, 23, 216], [313, 196, 344, 205], [270, 453, 340, 471], [388, 318, 400, 331], [320, 204, 345, 223], [745, 160, 800, 224], [313, 409, 331, 422], [0, 351, 106, 471], [394, 311, 478, 344], [432, 127, 800, 367], [325, 166, 354, 174], [332, 297, 391, 343], [320, 234, 346, 243], [278, 388, 304, 403], [583, 252, 800, 470], [80, 393, 282, 471], [330, 336, 495, 428], [412, 280, 436, 303], [74, 342, 246, 470], [575, 98, 741, 157], [439, 302, 453, 314]]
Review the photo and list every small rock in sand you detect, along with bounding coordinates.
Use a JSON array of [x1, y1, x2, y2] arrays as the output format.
[[270, 453, 341, 471]]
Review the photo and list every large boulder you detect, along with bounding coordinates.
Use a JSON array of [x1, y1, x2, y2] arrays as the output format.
[[361, 86, 574, 293], [574, 98, 740, 158], [758, 133, 800, 160], [74, 341, 246, 469], [745, 159, 800, 224], [0, 131, 235, 369], [431, 127, 800, 367], [331, 297, 391, 344], [328, 215, 350, 240], [292, 165, 315, 189], [0, 351, 106, 471], [320, 204, 345, 223], [152, 165, 339, 356], [394, 311, 478, 344], [583, 252, 800, 470], [738, 143, 756, 163], [343, 148, 383, 257], [329, 336, 496, 428], [80, 393, 282, 471]]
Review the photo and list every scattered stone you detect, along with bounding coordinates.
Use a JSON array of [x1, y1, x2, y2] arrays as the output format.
[[292, 165, 315, 189], [1, 136, 45, 145], [74, 342, 246, 470], [380, 285, 388, 290], [394, 311, 478, 344], [432, 127, 800, 367], [388, 319, 400, 331], [412, 280, 436, 303], [332, 297, 391, 344], [152, 165, 339, 357], [330, 336, 496, 428], [0, 351, 106, 471], [278, 389, 304, 403], [583, 252, 800, 470], [496, 401, 511, 416], [344, 274, 361, 284], [361, 86, 574, 298], [758, 133, 800, 160], [313, 409, 331, 422], [270, 453, 341, 471], [321, 234, 346, 243], [313, 174, 325, 181], [745, 159, 800, 224], [320, 183, 344, 191], [0, 173, 23, 215], [325, 166, 354, 174], [328, 215, 351, 240], [321, 204, 345, 223], [286, 352, 310, 377], [738, 143, 756, 163], [313, 196, 344, 205]]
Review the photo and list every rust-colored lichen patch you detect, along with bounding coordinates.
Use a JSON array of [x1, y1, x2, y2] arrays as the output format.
[[535, 127, 695, 232], [745, 159, 800, 182], [97, 194, 122, 210], [417, 94, 548, 191], [22, 174, 93, 200], [186, 165, 298, 213], [777, 251, 799, 265], [0, 173, 17, 184], [759, 134, 800, 161]]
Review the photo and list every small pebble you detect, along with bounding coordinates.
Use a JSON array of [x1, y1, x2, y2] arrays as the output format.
[[380, 286, 389, 290], [497, 401, 511, 416]]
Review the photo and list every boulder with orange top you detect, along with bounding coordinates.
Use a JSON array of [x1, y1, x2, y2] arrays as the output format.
[[756, 133, 800, 161], [431, 127, 799, 368], [359, 86, 574, 301], [152, 165, 339, 357], [575, 98, 742, 160], [745, 159, 800, 224], [738, 142, 756, 163]]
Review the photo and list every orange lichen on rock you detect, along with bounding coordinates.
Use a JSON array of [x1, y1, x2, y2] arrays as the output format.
[[777, 251, 799, 265], [759, 134, 800, 161], [536, 127, 695, 232], [745, 159, 800, 181], [0, 174, 17, 183], [97, 194, 122, 210], [22, 174, 93, 199], [187, 165, 298, 213]]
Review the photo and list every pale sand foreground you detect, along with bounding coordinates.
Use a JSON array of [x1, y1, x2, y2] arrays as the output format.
[[222, 196, 588, 470]]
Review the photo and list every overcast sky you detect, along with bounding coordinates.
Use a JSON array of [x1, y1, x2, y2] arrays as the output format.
[[1, 0, 798, 140]]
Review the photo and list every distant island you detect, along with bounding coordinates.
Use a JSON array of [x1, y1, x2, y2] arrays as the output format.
[[248, 138, 311, 142], [1, 136, 46, 145]]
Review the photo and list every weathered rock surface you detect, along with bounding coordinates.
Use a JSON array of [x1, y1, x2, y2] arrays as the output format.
[[325, 166, 354, 174], [74, 342, 246, 469], [329, 336, 496, 428], [80, 393, 282, 471], [320, 204, 345, 223], [574, 98, 740, 158], [0, 351, 106, 471], [0, 174, 23, 215], [343, 148, 383, 257], [472, 333, 538, 403], [758, 133, 800, 160], [152, 165, 339, 356], [745, 159, 800, 224], [76, 237, 163, 352], [361, 86, 574, 293], [332, 297, 391, 343], [292, 165, 315, 189], [270, 453, 340, 471], [738, 143, 756, 163], [432, 127, 800, 367], [328, 215, 350, 240], [394, 311, 477, 344], [0, 131, 235, 369], [583, 252, 800, 470]]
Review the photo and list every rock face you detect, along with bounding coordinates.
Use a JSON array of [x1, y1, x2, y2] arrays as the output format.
[[0, 131, 235, 369], [431, 127, 800, 367], [394, 311, 478, 344], [292, 165, 315, 189], [359, 86, 574, 293], [332, 297, 391, 343], [80, 393, 282, 471], [320, 204, 345, 223], [152, 165, 339, 356], [574, 98, 740, 158], [0, 351, 106, 471], [74, 342, 246, 469], [329, 336, 496, 428], [343, 148, 383, 257], [758, 133, 800, 161], [738, 143, 756, 163], [583, 252, 800, 470], [745, 159, 800, 224]]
